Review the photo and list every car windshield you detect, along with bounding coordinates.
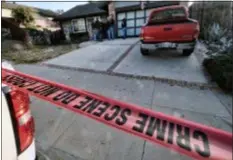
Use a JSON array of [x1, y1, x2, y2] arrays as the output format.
[[150, 8, 186, 23]]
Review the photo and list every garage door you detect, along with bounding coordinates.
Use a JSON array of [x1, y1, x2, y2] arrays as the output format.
[[117, 9, 154, 37]]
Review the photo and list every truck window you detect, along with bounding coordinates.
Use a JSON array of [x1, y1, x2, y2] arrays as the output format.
[[149, 8, 186, 24]]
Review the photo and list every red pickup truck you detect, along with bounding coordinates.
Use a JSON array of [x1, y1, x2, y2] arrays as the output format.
[[140, 5, 200, 56]]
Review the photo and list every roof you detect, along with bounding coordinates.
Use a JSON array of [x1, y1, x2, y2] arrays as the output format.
[[2, 2, 58, 17], [90, 1, 108, 9], [54, 3, 107, 21], [115, 1, 180, 12]]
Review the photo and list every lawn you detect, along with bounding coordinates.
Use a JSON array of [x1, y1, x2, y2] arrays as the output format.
[[2, 44, 78, 64]]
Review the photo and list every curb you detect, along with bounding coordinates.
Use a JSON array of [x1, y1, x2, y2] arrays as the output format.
[[41, 63, 219, 90]]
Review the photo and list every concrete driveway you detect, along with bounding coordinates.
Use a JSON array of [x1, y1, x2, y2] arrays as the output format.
[[44, 38, 139, 71], [114, 44, 208, 84], [44, 39, 209, 85]]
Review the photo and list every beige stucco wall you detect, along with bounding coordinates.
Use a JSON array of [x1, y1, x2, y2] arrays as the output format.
[[2, 8, 12, 18], [2, 8, 59, 30]]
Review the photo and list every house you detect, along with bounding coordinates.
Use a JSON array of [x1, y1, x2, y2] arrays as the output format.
[[54, 2, 108, 41], [2, 2, 59, 31], [54, 1, 192, 39]]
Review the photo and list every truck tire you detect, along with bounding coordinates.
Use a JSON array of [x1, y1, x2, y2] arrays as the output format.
[[182, 48, 194, 56], [140, 47, 149, 56]]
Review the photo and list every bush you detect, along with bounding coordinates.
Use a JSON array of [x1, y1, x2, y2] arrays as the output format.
[[12, 7, 34, 27], [205, 23, 228, 42], [203, 52, 232, 92]]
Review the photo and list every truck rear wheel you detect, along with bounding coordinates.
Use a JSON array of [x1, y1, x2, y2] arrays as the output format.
[[182, 48, 194, 56], [140, 47, 149, 56]]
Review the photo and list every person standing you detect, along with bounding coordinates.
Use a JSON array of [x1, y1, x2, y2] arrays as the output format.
[[121, 18, 127, 39], [99, 19, 103, 41], [92, 18, 97, 41], [95, 18, 101, 41], [107, 15, 115, 40]]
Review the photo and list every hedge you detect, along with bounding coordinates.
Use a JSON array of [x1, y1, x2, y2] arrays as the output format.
[[203, 52, 232, 92]]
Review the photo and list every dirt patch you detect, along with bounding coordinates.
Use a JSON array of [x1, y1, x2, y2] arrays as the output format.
[[2, 44, 78, 64]]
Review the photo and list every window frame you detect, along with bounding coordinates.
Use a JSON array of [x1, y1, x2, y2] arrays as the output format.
[[71, 18, 86, 33]]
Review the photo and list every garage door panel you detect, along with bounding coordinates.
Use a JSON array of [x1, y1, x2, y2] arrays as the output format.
[[136, 28, 141, 36], [146, 9, 154, 17], [136, 18, 144, 27], [136, 10, 144, 18], [127, 19, 135, 27], [126, 11, 135, 19], [117, 21, 122, 29], [118, 29, 122, 37], [117, 13, 125, 20], [127, 28, 134, 36]]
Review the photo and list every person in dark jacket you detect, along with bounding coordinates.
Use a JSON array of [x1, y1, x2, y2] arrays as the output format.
[[95, 19, 101, 41], [121, 18, 127, 39], [98, 20, 103, 41]]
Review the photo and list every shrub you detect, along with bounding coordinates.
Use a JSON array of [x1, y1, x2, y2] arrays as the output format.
[[12, 7, 34, 27], [203, 52, 232, 92], [205, 23, 227, 42]]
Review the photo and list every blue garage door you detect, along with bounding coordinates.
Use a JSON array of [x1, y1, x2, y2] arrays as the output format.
[[117, 9, 154, 37]]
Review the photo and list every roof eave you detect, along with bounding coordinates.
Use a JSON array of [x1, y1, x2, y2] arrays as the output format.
[[115, 1, 179, 12], [54, 11, 107, 21]]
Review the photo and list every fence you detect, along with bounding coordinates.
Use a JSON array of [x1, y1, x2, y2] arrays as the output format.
[[190, 1, 232, 40]]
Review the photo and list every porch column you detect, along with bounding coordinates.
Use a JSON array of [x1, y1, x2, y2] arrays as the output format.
[[108, 0, 117, 37]]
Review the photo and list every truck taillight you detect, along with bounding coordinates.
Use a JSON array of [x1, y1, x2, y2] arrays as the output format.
[[10, 90, 34, 153], [140, 27, 144, 40]]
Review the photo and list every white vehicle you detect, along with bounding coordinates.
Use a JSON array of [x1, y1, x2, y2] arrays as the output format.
[[1, 61, 36, 160]]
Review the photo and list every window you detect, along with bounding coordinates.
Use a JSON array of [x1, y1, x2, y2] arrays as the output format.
[[71, 18, 86, 33], [150, 8, 186, 23]]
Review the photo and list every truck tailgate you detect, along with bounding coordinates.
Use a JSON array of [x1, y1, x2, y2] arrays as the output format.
[[143, 20, 198, 43]]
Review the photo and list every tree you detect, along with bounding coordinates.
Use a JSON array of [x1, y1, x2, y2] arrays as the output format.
[[12, 7, 34, 47], [12, 7, 34, 27], [56, 9, 64, 15]]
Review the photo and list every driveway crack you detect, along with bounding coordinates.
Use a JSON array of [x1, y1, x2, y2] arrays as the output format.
[[107, 41, 139, 72], [140, 81, 156, 160], [140, 141, 147, 160]]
